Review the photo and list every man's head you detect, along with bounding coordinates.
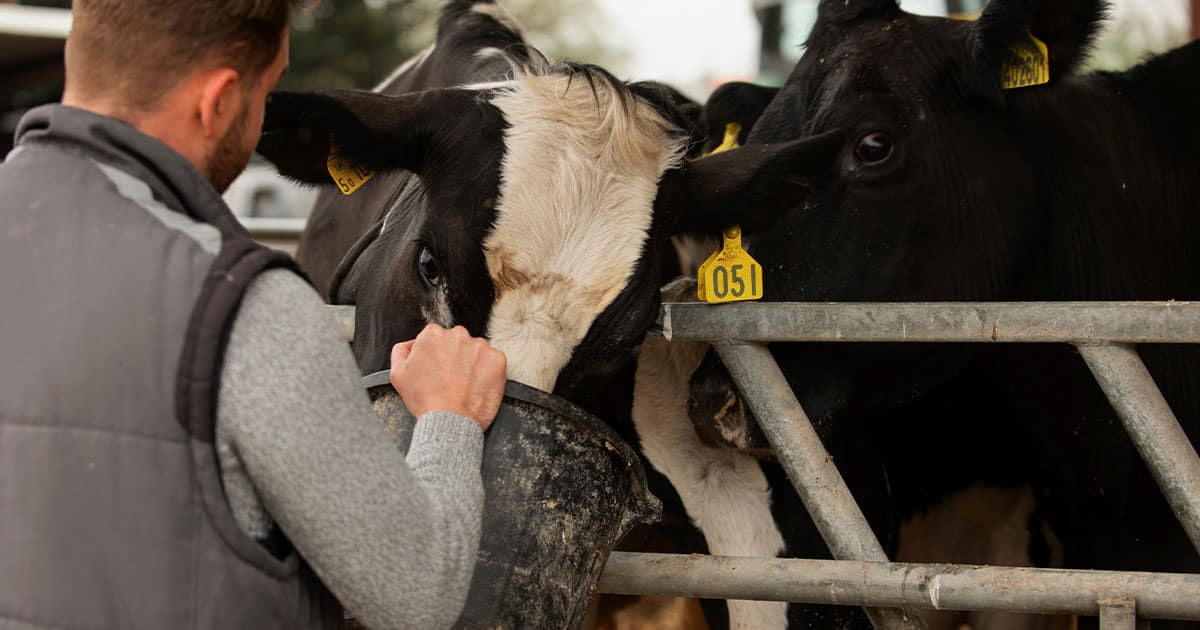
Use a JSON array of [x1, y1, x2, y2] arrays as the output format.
[[63, 0, 298, 191]]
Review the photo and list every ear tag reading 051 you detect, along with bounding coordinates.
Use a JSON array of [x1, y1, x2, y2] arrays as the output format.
[[1001, 31, 1050, 90], [695, 122, 764, 303], [697, 226, 764, 303], [327, 146, 375, 196]]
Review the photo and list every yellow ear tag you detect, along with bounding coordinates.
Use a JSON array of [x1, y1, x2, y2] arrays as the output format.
[[1001, 31, 1050, 90], [696, 226, 764, 303], [326, 146, 375, 196], [710, 122, 742, 155]]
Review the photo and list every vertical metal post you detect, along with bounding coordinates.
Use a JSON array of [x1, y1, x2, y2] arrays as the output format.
[[1098, 600, 1137, 630], [1077, 343, 1200, 554], [714, 341, 925, 630]]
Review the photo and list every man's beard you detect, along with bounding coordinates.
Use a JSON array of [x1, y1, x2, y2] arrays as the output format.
[[206, 110, 253, 194]]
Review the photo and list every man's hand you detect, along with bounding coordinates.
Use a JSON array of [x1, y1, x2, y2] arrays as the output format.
[[389, 324, 507, 431]]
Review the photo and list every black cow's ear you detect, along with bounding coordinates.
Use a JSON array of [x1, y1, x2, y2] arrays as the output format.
[[256, 88, 478, 184], [970, 0, 1108, 88], [659, 129, 844, 238], [817, 0, 900, 24], [701, 82, 780, 154]]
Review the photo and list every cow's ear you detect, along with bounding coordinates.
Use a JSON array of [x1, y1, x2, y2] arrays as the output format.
[[970, 0, 1108, 88], [817, 0, 900, 24], [701, 82, 780, 153], [659, 129, 844, 237], [256, 88, 478, 184]]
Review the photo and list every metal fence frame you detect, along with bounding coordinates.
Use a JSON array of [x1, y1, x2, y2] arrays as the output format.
[[326, 301, 1200, 628]]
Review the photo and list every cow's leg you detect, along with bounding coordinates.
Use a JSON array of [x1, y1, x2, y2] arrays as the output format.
[[633, 334, 788, 630]]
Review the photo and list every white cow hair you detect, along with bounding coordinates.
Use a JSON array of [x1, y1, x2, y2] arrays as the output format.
[[373, 44, 435, 93], [483, 69, 688, 391], [633, 334, 789, 630]]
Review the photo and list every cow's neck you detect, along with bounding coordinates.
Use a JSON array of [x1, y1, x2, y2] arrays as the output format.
[[1011, 41, 1200, 301]]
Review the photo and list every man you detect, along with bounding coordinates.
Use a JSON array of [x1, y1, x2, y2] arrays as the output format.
[[0, 1, 507, 629]]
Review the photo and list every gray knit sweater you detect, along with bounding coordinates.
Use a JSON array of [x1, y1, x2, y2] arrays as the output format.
[[214, 268, 485, 630]]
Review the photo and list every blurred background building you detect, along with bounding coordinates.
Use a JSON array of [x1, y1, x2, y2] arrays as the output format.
[[2, 0, 1196, 221]]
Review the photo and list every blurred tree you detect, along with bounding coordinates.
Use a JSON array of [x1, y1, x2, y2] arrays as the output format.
[[282, 0, 621, 91]]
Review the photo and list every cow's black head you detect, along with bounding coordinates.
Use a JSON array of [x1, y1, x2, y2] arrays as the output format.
[[257, 64, 841, 401], [738, 0, 1108, 302]]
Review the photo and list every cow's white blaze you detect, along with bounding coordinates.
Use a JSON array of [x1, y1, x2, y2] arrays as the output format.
[[483, 70, 686, 391], [632, 336, 788, 630]]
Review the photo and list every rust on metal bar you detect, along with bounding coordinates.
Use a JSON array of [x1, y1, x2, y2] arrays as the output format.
[[1098, 600, 1137, 630]]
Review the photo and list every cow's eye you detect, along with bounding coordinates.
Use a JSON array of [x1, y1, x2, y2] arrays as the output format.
[[855, 132, 893, 164], [417, 246, 440, 287]]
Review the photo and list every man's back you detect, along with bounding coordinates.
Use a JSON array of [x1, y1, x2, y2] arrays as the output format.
[[0, 105, 342, 630]]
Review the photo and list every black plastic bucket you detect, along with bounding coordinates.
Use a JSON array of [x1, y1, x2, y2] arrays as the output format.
[[363, 372, 660, 630]]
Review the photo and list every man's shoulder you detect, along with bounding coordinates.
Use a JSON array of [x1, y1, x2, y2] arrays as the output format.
[[0, 143, 127, 223]]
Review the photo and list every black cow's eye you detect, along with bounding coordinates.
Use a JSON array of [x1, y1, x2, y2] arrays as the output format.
[[855, 132, 893, 164], [417, 246, 440, 287]]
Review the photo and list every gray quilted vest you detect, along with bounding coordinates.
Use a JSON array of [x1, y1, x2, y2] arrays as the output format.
[[0, 105, 342, 630]]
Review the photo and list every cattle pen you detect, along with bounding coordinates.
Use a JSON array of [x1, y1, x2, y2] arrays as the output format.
[[323, 299, 1200, 630]]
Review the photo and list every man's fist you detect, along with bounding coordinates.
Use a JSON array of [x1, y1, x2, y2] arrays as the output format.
[[389, 324, 507, 431]]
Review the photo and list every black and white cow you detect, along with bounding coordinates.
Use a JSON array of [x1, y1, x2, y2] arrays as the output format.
[[673, 0, 1200, 628], [257, 7, 841, 627], [256, 1, 838, 411]]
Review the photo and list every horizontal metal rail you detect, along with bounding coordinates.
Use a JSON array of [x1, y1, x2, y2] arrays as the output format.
[[330, 302, 1200, 345], [240, 216, 307, 239], [597, 553, 1200, 621], [659, 301, 1200, 344]]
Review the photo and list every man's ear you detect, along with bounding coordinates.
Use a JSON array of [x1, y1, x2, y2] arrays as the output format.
[[701, 82, 780, 154], [256, 87, 478, 184], [197, 68, 242, 140], [658, 129, 844, 237], [970, 0, 1109, 88]]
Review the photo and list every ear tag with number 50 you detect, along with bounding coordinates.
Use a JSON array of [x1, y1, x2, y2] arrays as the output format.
[[327, 145, 375, 196], [697, 226, 764, 303]]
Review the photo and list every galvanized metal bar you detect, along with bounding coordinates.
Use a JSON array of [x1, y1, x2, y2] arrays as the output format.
[[1077, 343, 1200, 554], [714, 341, 924, 630], [597, 552, 1200, 621], [660, 302, 1200, 344], [327, 305, 356, 342], [1099, 600, 1138, 630]]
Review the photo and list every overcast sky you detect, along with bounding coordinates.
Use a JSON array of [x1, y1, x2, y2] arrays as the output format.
[[596, 0, 1192, 99]]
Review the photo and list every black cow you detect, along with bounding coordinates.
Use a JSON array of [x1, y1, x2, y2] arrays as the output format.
[[677, 0, 1200, 628]]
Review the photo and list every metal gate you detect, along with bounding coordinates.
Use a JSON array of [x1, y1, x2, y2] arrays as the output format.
[[328, 301, 1200, 629]]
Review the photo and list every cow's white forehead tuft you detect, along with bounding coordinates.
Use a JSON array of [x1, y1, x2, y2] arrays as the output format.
[[483, 69, 688, 391]]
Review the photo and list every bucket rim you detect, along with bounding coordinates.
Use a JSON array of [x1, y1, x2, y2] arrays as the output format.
[[362, 371, 661, 524]]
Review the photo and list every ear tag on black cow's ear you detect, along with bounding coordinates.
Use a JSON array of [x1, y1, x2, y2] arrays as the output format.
[[1001, 31, 1050, 90], [326, 145, 375, 196], [697, 227, 764, 303], [707, 122, 742, 156]]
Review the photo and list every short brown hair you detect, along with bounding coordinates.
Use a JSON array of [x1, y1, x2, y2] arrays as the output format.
[[66, 0, 300, 111]]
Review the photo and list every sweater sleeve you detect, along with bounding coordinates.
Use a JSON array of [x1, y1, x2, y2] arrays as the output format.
[[215, 268, 485, 630]]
